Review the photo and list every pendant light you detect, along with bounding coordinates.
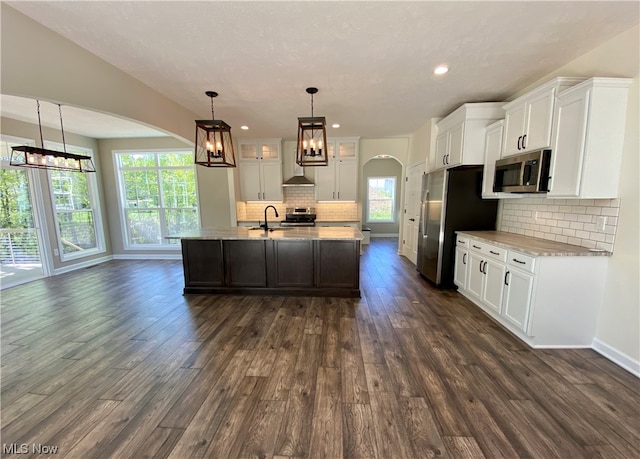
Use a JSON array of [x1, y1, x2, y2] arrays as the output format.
[[296, 87, 328, 167], [10, 100, 96, 172], [194, 91, 236, 167]]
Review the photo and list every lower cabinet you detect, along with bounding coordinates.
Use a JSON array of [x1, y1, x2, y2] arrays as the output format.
[[181, 238, 360, 297], [454, 234, 607, 347]]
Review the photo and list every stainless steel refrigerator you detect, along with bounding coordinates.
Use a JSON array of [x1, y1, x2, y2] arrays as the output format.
[[417, 166, 498, 288]]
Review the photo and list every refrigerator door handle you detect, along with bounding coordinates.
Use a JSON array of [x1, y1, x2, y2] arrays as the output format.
[[421, 196, 429, 237]]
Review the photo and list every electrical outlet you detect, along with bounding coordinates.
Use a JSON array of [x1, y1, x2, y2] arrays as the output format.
[[597, 216, 607, 231], [53, 248, 59, 256]]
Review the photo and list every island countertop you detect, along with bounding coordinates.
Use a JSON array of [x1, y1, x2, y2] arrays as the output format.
[[167, 226, 364, 241]]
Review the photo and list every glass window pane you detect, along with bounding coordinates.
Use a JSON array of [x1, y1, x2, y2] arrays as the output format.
[[123, 171, 160, 208], [368, 177, 395, 222], [126, 209, 161, 245], [0, 169, 35, 229], [119, 153, 156, 168], [161, 169, 197, 208], [158, 152, 192, 167], [57, 210, 97, 253], [165, 209, 199, 244]]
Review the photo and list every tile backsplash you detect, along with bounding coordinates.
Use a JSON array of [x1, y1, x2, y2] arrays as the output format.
[[499, 197, 620, 252], [237, 187, 359, 222]]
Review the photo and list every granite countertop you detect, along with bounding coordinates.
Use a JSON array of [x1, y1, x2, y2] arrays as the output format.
[[456, 230, 611, 257], [168, 226, 364, 241]]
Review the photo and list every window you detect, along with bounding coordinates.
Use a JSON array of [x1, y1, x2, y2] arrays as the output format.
[[45, 142, 105, 261], [367, 177, 396, 222], [115, 150, 199, 248]]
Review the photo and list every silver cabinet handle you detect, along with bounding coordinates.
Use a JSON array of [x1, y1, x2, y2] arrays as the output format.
[[333, 191, 335, 199], [258, 192, 261, 200], [337, 192, 340, 199]]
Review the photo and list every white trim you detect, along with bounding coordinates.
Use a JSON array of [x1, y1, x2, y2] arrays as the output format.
[[112, 253, 182, 260], [592, 338, 640, 377], [113, 149, 199, 250], [53, 254, 113, 275], [370, 233, 399, 238]]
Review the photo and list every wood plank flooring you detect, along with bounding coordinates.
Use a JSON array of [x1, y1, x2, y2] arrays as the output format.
[[1, 238, 639, 458]]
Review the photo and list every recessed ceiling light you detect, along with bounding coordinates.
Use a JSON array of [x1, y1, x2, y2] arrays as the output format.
[[434, 65, 449, 75], [240, 125, 249, 130], [332, 123, 340, 128]]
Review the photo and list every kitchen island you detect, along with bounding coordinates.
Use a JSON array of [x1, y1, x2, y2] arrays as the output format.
[[167, 227, 363, 297]]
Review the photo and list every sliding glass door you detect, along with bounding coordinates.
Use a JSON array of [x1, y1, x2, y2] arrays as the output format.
[[0, 146, 48, 288]]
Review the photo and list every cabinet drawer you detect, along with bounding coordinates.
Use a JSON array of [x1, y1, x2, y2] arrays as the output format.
[[508, 251, 536, 273], [456, 235, 469, 248], [468, 240, 507, 262]]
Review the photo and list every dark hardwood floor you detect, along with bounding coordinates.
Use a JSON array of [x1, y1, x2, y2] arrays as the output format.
[[1, 238, 639, 458]]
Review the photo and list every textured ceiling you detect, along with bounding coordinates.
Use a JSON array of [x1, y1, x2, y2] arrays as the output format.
[[3, 1, 639, 140]]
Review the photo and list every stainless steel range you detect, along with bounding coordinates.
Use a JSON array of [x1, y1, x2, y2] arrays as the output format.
[[280, 207, 316, 227]]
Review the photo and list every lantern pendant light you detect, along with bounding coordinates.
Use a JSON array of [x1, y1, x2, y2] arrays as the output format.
[[10, 100, 96, 172], [296, 87, 328, 167], [194, 91, 236, 167]]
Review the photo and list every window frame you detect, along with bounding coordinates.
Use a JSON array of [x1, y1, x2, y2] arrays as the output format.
[[366, 176, 396, 223], [114, 149, 200, 250], [44, 141, 105, 262]]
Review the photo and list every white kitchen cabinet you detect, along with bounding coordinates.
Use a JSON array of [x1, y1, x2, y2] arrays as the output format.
[[462, 239, 507, 315], [455, 232, 608, 347], [315, 137, 359, 202], [481, 120, 522, 199], [433, 103, 503, 170], [238, 139, 283, 202], [548, 78, 631, 199], [453, 236, 469, 289], [502, 77, 584, 157]]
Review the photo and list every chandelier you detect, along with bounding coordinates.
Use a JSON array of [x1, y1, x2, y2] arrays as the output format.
[[194, 91, 236, 167], [10, 100, 96, 172], [296, 87, 328, 167]]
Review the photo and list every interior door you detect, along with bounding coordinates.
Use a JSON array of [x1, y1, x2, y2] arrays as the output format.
[[402, 163, 423, 264]]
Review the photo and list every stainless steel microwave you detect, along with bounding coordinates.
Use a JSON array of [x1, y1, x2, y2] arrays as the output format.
[[493, 149, 551, 193]]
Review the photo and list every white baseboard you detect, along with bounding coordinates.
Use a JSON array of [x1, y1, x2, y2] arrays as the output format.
[[370, 233, 399, 238], [592, 338, 640, 377], [53, 255, 113, 275], [112, 253, 182, 260]]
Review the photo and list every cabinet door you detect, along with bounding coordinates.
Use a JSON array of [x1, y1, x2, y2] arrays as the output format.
[[434, 131, 449, 169], [482, 122, 502, 198], [273, 240, 314, 287], [239, 142, 259, 160], [239, 161, 262, 201], [315, 240, 359, 288], [336, 160, 358, 201], [182, 240, 224, 287], [547, 88, 590, 197], [503, 269, 534, 332], [315, 162, 337, 201], [446, 122, 464, 167], [336, 140, 357, 159], [224, 240, 267, 287], [482, 259, 506, 314], [524, 89, 556, 152], [260, 142, 280, 160], [454, 246, 469, 289], [260, 161, 283, 201], [467, 252, 484, 300], [503, 102, 527, 157]]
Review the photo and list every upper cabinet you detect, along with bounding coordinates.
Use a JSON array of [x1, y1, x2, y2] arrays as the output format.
[[502, 77, 584, 157], [315, 137, 359, 202], [237, 139, 283, 202], [481, 120, 521, 200], [547, 78, 632, 199], [433, 103, 504, 170]]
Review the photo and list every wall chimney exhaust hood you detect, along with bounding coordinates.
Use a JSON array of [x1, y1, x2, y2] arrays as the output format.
[[282, 163, 315, 187]]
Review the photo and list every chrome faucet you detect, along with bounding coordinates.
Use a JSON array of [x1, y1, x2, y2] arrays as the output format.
[[262, 205, 279, 231]]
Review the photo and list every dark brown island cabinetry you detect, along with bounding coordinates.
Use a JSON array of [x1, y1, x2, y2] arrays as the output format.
[[180, 238, 360, 297]]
